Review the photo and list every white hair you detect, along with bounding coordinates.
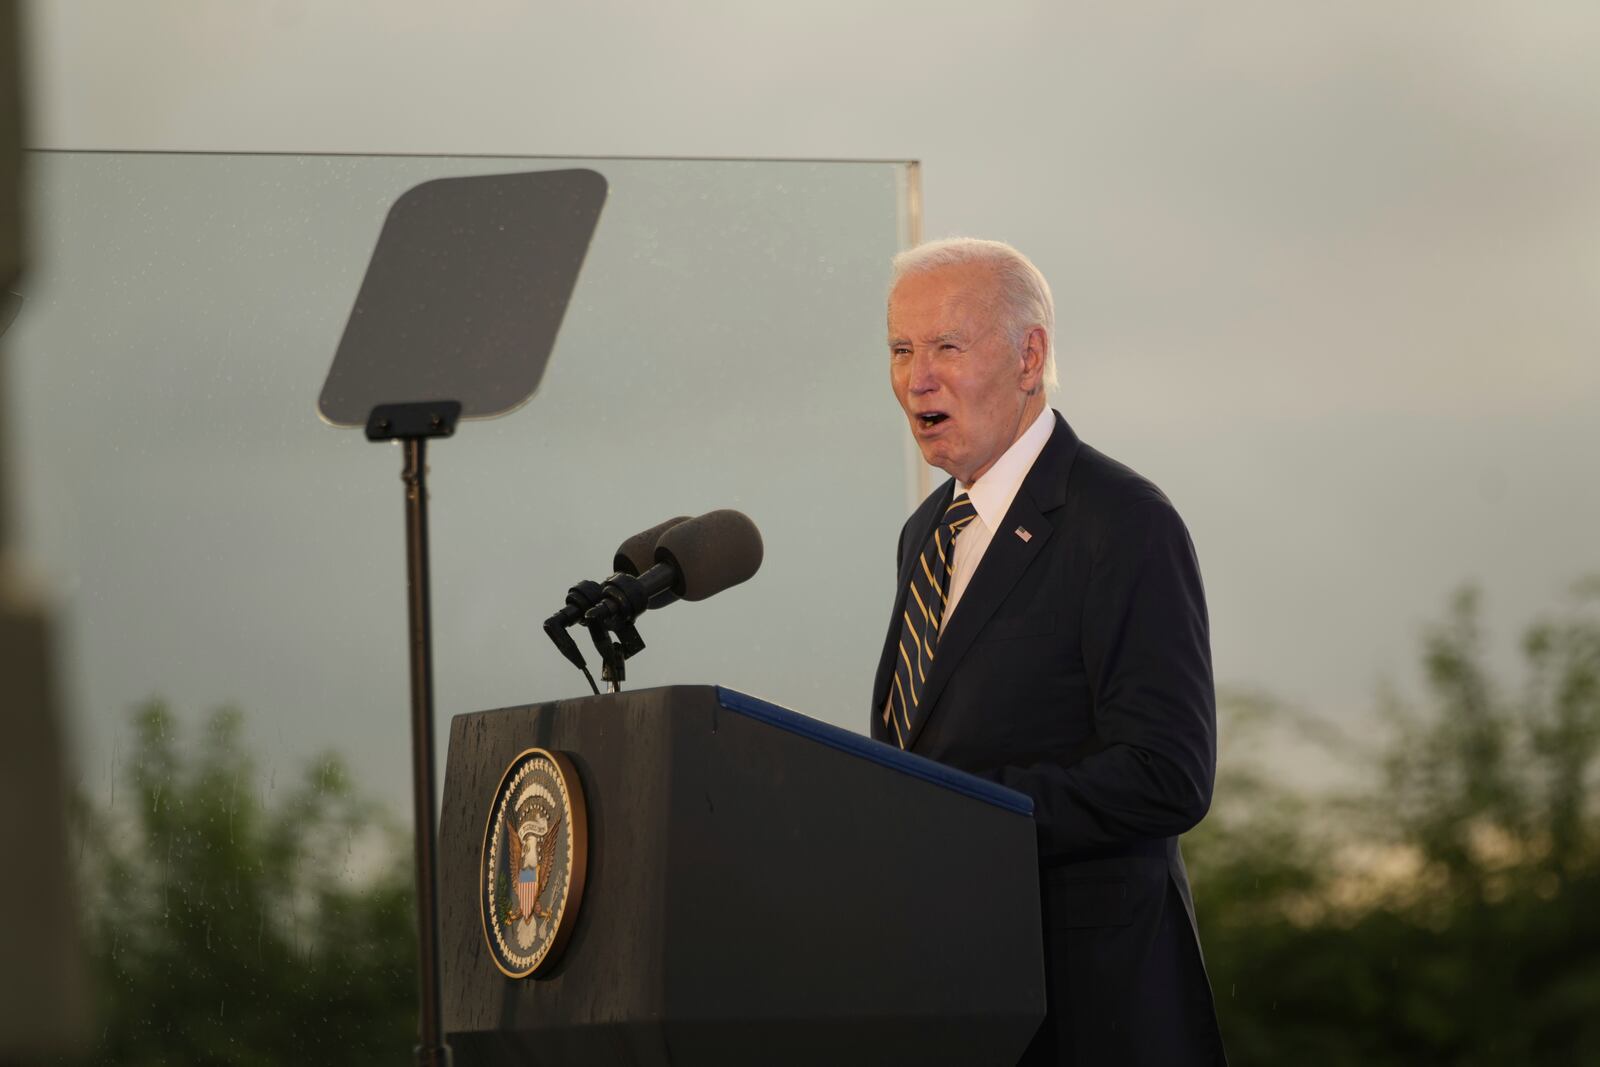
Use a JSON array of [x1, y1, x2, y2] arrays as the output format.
[[890, 237, 1058, 393]]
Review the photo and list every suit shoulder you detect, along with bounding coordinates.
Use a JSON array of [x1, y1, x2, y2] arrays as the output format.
[[1071, 443, 1176, 515], [1065, 443, 1202, 560], [894, 477, 953, 560], [903, 478, 954, 534]]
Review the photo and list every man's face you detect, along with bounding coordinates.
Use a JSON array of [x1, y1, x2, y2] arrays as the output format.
[[888, 262, 1045, 485]]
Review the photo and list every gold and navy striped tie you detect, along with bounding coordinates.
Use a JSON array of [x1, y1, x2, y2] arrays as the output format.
[[886, 492, 978, 748]]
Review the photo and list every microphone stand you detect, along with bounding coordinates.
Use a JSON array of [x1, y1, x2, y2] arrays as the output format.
[[367, 400, 458, 1067], [587, 616, 645, 693]]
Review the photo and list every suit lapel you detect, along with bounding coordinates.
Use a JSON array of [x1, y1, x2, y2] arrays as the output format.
[[902, 413, 1080, 750], [870, 482, 953, 735]]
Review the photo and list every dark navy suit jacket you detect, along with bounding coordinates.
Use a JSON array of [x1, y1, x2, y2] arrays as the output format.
[[871, 412, 1226, 1065]]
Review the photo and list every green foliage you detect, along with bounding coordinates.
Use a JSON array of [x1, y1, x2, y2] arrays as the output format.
[[1188, 581, 1600, 1066], [76, 703, 417, 1065]]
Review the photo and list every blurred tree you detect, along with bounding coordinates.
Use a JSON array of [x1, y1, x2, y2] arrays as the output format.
[[75, 702, 416, 1065], [1189, 581, 1600, 1066]]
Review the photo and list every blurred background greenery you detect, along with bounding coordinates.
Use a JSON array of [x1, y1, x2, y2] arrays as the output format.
[[74, 707, 417, 1065], [70, 581, 1600, 1065], [1190, 581, 1600, 1065]]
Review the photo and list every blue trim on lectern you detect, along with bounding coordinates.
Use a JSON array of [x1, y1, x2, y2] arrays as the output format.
[[714, 687, 1034, 817]]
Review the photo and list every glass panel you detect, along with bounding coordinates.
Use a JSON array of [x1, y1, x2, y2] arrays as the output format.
[[7, 151, 915, 1058]]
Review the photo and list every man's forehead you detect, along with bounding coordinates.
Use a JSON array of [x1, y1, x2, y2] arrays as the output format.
[[888, 266, 998, 336]]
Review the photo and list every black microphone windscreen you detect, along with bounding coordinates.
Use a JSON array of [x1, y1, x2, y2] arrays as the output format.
[[655, 509, 763, 602], [614, 516, 692, 576]]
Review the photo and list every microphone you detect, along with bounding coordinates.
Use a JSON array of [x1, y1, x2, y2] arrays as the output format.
[[583, 509, 763, 629], [543, 515, 690, 635], [613, 514, 692, 610], [543, 516, 691, 673]]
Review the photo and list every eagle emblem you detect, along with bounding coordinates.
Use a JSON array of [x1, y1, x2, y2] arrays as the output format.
[[480, 748, 589, 978], [505, 782, 562, 946]]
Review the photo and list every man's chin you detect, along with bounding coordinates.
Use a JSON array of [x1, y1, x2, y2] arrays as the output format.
[[916, 445, 961, 480]]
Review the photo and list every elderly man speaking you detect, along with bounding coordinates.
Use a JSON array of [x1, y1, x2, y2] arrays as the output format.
[[870, 239, 1226, 1065]]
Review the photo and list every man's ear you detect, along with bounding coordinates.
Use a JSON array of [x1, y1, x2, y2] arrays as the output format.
[[1018, 326, 1048, 394]]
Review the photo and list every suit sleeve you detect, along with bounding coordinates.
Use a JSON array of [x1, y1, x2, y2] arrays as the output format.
[[990, 496, 1217, 857]]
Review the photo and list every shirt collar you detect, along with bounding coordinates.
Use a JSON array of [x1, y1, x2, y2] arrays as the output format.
[[957, 406, 1055, 531]]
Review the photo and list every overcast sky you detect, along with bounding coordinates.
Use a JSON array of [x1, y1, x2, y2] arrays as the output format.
[[16, 2, 1600, 801]]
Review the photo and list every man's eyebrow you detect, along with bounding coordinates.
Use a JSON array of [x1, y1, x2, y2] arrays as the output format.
[[886, 330, 966, 347]]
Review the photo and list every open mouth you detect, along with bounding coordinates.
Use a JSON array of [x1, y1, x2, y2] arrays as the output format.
[[917, 412, 950, 428]]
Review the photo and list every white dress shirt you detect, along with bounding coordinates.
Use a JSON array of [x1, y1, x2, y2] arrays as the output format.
[[944, 405, 1056, 625]]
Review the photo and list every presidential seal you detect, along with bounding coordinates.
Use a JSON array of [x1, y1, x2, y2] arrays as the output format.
[[480, 748, 588, 978]]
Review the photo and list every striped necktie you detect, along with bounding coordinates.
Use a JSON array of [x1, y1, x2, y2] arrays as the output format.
[[885, 492, 978, 748]]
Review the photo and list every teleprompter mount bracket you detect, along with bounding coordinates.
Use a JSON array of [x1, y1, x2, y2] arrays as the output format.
[[366, 401, 462, 442]]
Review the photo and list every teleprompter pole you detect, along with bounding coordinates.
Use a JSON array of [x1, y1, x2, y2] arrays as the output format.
[[321, 168, 608, 1065], [369, 401, 461, 1067], [403, 437, 448, 1067]]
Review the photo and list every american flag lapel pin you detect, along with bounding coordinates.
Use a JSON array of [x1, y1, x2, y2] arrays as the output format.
[[1014, 526, 1032, 543]]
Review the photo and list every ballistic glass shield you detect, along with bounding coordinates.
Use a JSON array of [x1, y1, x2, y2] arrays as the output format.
[[317, 168, 607, 426]]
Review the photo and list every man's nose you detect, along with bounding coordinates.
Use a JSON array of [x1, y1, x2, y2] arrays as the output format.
[[906, 349, 940, 394]]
